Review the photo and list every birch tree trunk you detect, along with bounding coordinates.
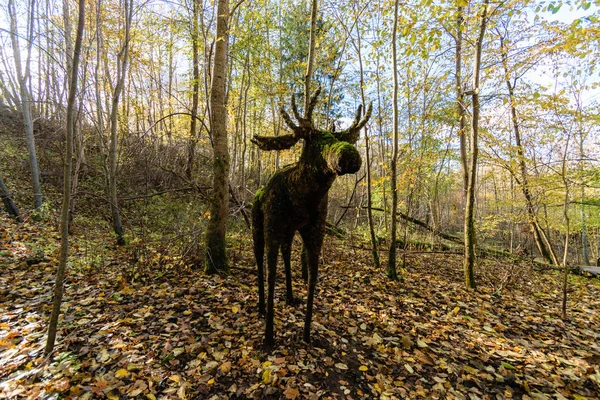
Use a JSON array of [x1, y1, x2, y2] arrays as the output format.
[[8, 0, 43, 211]]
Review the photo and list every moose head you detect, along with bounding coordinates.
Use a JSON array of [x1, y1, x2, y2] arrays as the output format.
[[251, 88, 370, 178], [251, 88, 372, 346]]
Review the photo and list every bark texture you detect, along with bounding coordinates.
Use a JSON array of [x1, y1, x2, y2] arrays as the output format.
[[204, 0, 230, 274]]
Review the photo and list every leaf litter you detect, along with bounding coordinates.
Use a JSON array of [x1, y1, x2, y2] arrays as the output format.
[[1, 215, 600, 399]]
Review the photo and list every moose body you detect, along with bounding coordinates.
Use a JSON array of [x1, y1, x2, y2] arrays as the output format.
[[252, 89, 371, 345]]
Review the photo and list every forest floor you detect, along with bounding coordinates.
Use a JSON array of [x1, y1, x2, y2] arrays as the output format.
[[1, 215, 600, 400]]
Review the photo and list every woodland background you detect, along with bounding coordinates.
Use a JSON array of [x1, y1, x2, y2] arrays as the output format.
[[0, 0, 598, 265], [1, 0, 600, 398]]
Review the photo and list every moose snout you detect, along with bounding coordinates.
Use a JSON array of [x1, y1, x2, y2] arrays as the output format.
[[325, 142, 362, 176]]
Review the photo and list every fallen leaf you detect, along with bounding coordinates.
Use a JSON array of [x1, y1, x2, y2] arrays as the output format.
[[284, 386, 300, 399]]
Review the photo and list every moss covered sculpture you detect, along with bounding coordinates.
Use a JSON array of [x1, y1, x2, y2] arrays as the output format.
[[252, 88, 372, 345]]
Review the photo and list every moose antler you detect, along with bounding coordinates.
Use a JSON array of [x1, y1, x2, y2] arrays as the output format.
[[334, 102, 373, 144], [251, 134, 300, 151], [280, 87, 322, 137]]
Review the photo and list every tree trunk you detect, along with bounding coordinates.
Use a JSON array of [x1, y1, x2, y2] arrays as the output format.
[[45, 0, 84, 355], [387, 0, 399, 280], [354, 14, 379, 268], [561, 132, 572, 320], [8, 0, 43, 211], [187, 0, 200, 180], [464, 0, 490, 290], [204, 0, 230, 274], [456, 4, 468, 195], [579, 131, 589, 265], [107, 0, 132, 245], [498, 37, 558, 265], [304, 0, 318, 112]]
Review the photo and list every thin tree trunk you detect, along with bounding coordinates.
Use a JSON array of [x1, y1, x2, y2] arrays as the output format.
[[108, 0, 132, 245], [8, 0, 43, 210], [45, 0, 84, 355], [204, 0, 230, 274], [355, 14, 379, 268], [187, 0, 200, 180], [304, 0, 318, 111], [464, 0, 490, 290], [456, 4, 468, 195], [579, 131, 589, 265], [387, 0, 399, 280], [499, 36, 557, 265], [561, 134, 571, 320]]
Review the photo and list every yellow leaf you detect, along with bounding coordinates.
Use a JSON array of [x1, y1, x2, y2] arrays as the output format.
[[207, 378, 215, 385], [169, 374, 181, 383], [115, 369, 129, 378], [262, 361, 272, 368], [231, 306, 239, 313], [262, 369, 272, 384], [107, 393, 119, 400], [452, 306, 460, 314], [120, 286, 136, 295], [146, 394, 156, 400], [359, 365, 368, 371]]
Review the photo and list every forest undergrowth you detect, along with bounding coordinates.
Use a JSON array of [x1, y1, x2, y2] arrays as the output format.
[[1, 214, 600, 399]]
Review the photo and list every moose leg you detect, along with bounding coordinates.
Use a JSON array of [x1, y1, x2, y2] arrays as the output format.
[[301, 244, 308, 283], [281, 236, 296, 306], [252, 204, 265, 315], [265, 240, 279, 346], [300, 228, 323, 344]]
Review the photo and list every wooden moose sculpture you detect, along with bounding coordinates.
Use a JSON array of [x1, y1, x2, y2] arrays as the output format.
[[251, 88, 372, 345]]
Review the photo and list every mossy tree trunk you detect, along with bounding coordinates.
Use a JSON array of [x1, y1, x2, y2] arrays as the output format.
[[204, 0, 230, 274]]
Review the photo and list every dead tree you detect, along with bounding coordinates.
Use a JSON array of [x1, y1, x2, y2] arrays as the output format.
[[252, 88, 372, 346]]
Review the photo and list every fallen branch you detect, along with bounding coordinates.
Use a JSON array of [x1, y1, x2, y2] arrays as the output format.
[[341, 205, 462, 244]]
